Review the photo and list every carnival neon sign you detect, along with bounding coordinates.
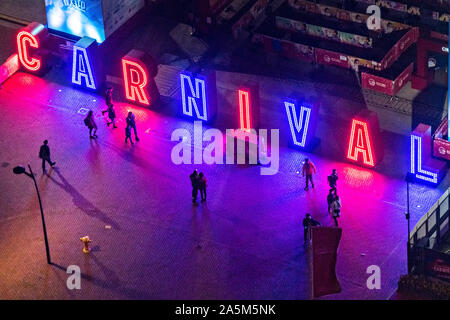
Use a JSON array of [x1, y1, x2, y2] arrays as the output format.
[[72, 44, 96, 89], [122, 58, 150, 105], [409, 124, 446, 184], [7, 22, 448, 185], [347, 119, 375, 166], [284, 95, 319, 149], [16, 22, 48, 74]]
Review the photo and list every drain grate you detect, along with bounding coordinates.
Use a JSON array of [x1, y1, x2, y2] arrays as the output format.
[[77, 107, 89, 115]]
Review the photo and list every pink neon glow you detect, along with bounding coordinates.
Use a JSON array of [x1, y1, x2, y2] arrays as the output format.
[[238, 89, 251, 131], [0, 54, 19, 84], [346, 119, 375, 167], [121, 58, 150, 105], [16, 31, 41, 72]]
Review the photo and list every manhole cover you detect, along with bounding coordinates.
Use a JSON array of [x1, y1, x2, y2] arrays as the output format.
[[78, 108, 89, 115]]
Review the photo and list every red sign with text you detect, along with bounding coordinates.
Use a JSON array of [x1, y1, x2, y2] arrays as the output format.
[[393, 62, 413, 94], [361, 72, 394, 95], [315, 49, 349, 69]]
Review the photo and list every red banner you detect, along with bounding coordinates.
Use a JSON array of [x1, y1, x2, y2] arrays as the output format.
[[430, 31, 449, 42], [381, 28, 418, 70], [312, 227, 342, 298], [397, 30, 414, 53], [381, 46, 398, 69], [424, 248, 450, 282], [315, 48, 350, 68], [433, 119, 450, 161], [393, 62, 414, 94], [434, 138, 450, 161], [361, 72, 394, 95]]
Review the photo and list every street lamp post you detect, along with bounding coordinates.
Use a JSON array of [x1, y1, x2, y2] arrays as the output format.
[[406, 180, 411, 237], [13, 165, 51, 264], [405, 175, 412, 273]]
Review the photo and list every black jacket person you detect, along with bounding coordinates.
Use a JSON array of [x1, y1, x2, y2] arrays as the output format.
[[328, 169, 338, 190], [39, 140, 55, 173], [126, 112, 139, 141], [302, 213, 320, 242], [189, 170, 199, 203]]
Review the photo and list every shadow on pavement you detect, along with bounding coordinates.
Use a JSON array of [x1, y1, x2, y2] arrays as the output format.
[[47, 167, 121, 230], [50, 257, 151, 299]]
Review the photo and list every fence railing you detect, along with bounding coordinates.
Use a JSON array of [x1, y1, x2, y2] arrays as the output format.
[[409, 187, 450, 249]]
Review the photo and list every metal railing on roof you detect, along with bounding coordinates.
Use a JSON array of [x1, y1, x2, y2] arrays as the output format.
[[410, 187, 450, 248]]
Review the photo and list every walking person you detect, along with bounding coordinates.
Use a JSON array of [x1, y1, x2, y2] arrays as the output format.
[[103, 87, 113, 108], [103, 104, 117, 128], [39, 140, 56, 173], [302, 158, 317, 190], [330, 192, 342, 227], [189, 170, 199, 203], [328, 169, 338, 191], [302, 213, 321, 243], [198, 172, 207, 202], [125, 124, 133, 144], [126, 112, 139, 141], [84, 110, 98, 139], [327, 188, 335, 214]]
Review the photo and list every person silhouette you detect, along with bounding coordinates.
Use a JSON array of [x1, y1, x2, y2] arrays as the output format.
[[198, 172, 207, 202], [189, 170, 199, 203], [39, 140, 56, 173], [126, 112, 139, 141], [302, 158, 317, 190], [84, 110, 98, 139]]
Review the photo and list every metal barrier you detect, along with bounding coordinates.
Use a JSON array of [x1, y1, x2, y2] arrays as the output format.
[[408, 187, 450, 275], [409, 187, 450, 248]]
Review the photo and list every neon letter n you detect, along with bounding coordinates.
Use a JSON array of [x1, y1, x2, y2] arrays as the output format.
[[180, 71, 207, 121]]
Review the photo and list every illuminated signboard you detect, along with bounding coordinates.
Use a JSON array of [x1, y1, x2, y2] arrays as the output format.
[[409, 124, 446, 184], [346, 110, 383, 167], [72, 36, 103, 90], [121, 49, 160, 107], [45, 0, 145, 43], [16, 22, 49, 74], [180, 70, 217, 122], [238, 89, 252, 131], [284, 94, 319, 149], [46, 0, 106, 43], [237, 83, 260, 131], [6, 22, 450, 184], [347, 119, 375, 166]]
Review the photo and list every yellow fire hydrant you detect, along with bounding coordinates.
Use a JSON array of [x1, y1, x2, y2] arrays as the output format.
[[80, 236, 92, 254]]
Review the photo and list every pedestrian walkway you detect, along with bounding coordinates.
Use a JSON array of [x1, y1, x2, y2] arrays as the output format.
[[0, 69, 447, 299]]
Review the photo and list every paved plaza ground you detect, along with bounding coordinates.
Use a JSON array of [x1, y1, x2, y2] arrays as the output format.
[[0, 4, 448, 300], [0, 67, 448, 299]]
